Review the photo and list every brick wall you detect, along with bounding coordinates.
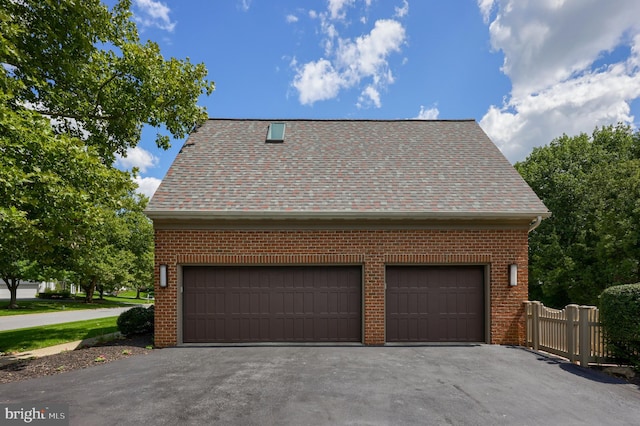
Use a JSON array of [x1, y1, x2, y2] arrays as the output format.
[[153, 227, 529, 347]]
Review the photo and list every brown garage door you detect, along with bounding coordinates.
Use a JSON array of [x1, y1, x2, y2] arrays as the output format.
[[386, 266, 484, 342], [183, 266, 361, 343]]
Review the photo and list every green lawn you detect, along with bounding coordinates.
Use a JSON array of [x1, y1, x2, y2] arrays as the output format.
[[100, 290, 154, 304], [0, 295, 150, 316], [0, 316, 119, 353]]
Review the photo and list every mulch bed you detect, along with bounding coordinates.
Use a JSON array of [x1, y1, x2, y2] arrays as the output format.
[[590, 365, 640, 387], [0, 334, 154, 384]]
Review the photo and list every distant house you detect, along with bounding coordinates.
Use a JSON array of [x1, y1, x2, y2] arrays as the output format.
[[146, 119, 549, 347], [0, 281, 56, 300]]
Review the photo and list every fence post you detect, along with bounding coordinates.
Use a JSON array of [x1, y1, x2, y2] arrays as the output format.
[[532, 301, 541, 351], [578, 306, 592, 366], [523, 301, 531, 346], [566, 304, 578, 363]]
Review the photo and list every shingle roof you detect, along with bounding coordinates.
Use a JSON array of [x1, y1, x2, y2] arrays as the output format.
[[146, 119, 549, 220]]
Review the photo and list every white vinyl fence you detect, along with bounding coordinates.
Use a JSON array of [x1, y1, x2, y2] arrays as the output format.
[[524, 301, 614, 366]]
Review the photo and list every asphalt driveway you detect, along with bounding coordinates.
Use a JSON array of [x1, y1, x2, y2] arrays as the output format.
[[1, 344, 639, 425]]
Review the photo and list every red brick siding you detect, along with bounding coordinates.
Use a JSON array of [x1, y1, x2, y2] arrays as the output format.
[[154, 228, 529, 347]]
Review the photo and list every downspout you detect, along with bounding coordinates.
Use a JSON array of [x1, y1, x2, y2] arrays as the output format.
[[528, 215, 543, 233]]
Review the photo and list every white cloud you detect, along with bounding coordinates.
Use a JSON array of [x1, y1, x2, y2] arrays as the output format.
[[134, 0, 176, 32], [488, 0, 640, 98], [415, 105, 440, 119], [293, 59, 345, 104], [394, 0, 409, 18], [358, 85, 381, 108], [134, 176, 162, 199], [328, 0, 355, 20], [115, 146, 158, 173], [335, 19, 405, 79], [292, 5, 407, 107], [477, 0, 495, 24], [286, 14, 299, 23], [239, 0, 252, 12], [479, 0, 640, 162]]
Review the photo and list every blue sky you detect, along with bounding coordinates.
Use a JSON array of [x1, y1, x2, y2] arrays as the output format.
[[112, 0, 640, 198]]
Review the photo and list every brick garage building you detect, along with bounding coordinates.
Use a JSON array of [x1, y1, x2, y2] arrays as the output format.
[[146, 119, 549, 347]]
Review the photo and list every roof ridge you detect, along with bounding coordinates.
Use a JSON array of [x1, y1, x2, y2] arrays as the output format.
[[204, 118, 477, 122]]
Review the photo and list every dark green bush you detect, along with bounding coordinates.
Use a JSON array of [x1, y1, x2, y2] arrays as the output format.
[[37, 289, 71, 299], [600, 283, 640, 369], [117, 305, 154, 337]]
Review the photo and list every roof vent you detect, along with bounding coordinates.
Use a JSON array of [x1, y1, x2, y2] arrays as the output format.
[[266, 122, 286, 143]]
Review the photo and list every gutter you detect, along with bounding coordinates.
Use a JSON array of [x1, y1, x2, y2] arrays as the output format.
[[145, 209, 552, 222], [528, 215, 543, 233]]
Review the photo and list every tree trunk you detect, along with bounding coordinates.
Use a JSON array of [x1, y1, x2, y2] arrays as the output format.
[[83, 277, 97, 303], [97, 284, 104, 300], [3, 278, 20, 309], [135, 288, 141, 299]]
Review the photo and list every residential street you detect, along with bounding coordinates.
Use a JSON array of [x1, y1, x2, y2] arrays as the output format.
[[0, 307, 134, 331]]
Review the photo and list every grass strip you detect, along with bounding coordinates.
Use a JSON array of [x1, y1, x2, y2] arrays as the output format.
[[0, 297, 148, 316], [0, 316, 119, 353], [99, 294, 153, 305]]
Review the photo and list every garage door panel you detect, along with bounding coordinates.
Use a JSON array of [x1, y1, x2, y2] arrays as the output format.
[[417, 293, 428, 314], [239, 293, 250, 314], [332, 294, 340, 313], [294, 293, 304, 314], [259, 293, 269, 314], [316, 292, 328, 313], [303, 292, 313, 312], [183, 266, 361, 343], [271, 293, 283, 314], [395, 292, 406, 314], [283, 292, 293, 314], [271, 318, 283, 337], [316, 318, 327, 337], [386, 266, 484, 342], [196, 293, 207, 313]]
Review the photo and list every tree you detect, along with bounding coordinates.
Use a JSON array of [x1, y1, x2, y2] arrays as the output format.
[[1, 0, 214, 162], [1, 0, 213, 307], [121, 197, 154, 299], [95, 194, 154, 301], [516, 124, 640, 307], [59, 188, 156, 303], [0, 97, 133, 307]]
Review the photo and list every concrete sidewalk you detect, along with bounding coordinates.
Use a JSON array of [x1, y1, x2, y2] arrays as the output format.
[[0, 332, 123, 367], [0, 306, 135, 332]]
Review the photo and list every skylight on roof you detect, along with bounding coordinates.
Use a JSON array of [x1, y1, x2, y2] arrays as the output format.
[[266, 122, 286, 142]]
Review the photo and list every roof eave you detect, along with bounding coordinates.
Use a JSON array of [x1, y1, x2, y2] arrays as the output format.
[[144, 210, 551, 221]]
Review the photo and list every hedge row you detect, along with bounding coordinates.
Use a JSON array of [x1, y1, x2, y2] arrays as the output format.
[[600, 283, 640, 369], [37, 290, 71, 299]]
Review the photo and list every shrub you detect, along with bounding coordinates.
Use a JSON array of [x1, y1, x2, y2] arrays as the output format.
[[117, 305, 154, 337], [599, 283, 640, 369], [37, 289, 71, 299]]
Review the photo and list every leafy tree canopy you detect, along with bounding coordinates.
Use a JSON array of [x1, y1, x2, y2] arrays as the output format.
[[65, 192, 154, 303], [0, 0, 213, 307], [516, 124, 640, 307], [0, 94, 133, 307], [1, 0, 214, 162]]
